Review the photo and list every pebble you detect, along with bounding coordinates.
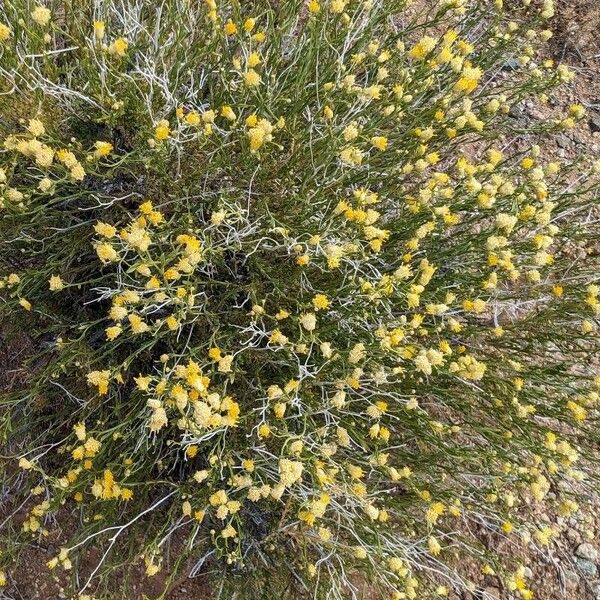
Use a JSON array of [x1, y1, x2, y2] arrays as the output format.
[[567, 528, 582, 544], [593, 583, 600, 599], [575, 558, 597, 578], [575, 542, 598, 563], [502, 58, 520, 71], [482, 586, 500, 599], [564, 568, 580, 589]]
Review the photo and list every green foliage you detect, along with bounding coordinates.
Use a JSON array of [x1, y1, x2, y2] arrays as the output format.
[[0, 0, 599, 598]]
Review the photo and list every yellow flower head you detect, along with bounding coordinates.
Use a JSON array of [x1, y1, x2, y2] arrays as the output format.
[[31, 6, 52, 26], [109, 37, 128, 57], [48, 275, 64, 291], [94, 20, 105, 40], [154, 120, 171, 140], [0, 23, 11, 42]]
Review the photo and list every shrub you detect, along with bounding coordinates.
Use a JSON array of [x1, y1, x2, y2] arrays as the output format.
[[0, 0, 599, 598]]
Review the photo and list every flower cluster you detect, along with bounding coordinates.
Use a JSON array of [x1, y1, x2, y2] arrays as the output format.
[[0, 0, 599, 599]]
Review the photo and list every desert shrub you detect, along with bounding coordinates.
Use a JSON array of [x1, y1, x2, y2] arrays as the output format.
[[0, 0, 599, 598]]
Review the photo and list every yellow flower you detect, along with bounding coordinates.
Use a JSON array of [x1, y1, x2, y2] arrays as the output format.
[[202, 109, 216, 123], [454, 66, 483, 94], [208, 347, 222, 361], [94, 141, 113, 158], [258, 423, 271, 438], [569, 104, 585, 119], [312, 294, 330, 310], [428, 536, 442, 555], [185, 111, 201, 126], [279, 458, 303, 487], [19, 457, 33, 470], [221, 524, 236, 538], [409, 36, 437, 60], [501, 521, 513, 534], [70, 164, 86, 181], [28, 118, 45, 137], [48, 275, 64, 291], [0, 23, 11, 42], [95, 243, 118, 263], [340, 146, 364, 166], [165, 315, 179, 331], [145, 558, 161, 577], [94, 20, 105, 40], [72, 444, 86, 460], [371, 136, 388, 151], [330, 0, 347, 13], [300, 313, 317, 331], [221, 105, 237, 122], [244, 18, 256, 32], [108, 37, 128, 57], [121, 488, 134, 500], [244, 69, 261, 87], [40, 177, 55, 193], [218, 355, 234, 373], [106, 325, 123, 341], [31, 6, 52, 26], [247, 52, 261, 68], [521, 157, 534, 170], [581, 319, 595, 334], [94, 222, 117, 238], [308, 0, 321, 13], [19, 298, 32, 311], [56, 148, 78, 168], [87, 370, 110, 395], [154, 120, 171, 140], [224, 19, 237, 35], [128, 314, 150, 334]]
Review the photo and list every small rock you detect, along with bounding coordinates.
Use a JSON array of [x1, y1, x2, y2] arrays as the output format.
[[566, 528, 582, 545], [575, 542, 598, 563], [556, 134, 571, 148], [589, 113, 600, 133], [576, 558, 597, 578], [482, 587, 500, 599], [593, 583, 600, 599], [522, 567, 533, 578], [502, 58, 520, 71], [564, 568, 580, 589], [508, 105, 522, 119]]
